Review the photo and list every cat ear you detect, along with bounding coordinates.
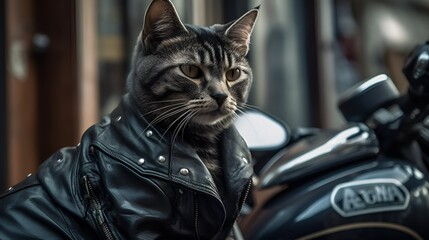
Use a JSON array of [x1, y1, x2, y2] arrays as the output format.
[[142, 0, 188, 47], [224, 7, 259, 56]]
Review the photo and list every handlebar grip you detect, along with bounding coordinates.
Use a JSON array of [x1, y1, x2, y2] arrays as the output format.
[[403, 41, 429, 97]]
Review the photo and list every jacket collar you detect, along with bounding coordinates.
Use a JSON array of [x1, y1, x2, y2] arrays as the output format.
[[92, 94, 253, 198]]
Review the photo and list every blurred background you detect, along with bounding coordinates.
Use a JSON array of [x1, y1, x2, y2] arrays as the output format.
[[1, 0, 429, 190]]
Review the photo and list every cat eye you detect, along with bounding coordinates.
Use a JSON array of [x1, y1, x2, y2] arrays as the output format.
[[180, 64, 202, 79], [226, 68, 241, 81]]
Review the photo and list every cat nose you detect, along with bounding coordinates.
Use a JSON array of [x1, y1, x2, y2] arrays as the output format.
[[211, 93, 228, 106]]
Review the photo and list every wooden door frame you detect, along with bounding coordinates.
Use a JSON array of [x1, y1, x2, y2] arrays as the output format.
[[76, 0, 98, 135], [5, 0, 40, 187], [0, 0, 6, 190], [4, 0, 98, 188]]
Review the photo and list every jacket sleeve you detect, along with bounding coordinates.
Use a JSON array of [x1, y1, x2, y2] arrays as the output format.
[[0, 175, 79, 240]]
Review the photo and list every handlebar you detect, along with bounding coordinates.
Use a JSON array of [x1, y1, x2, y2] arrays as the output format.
[[337, 41, 429, 169], [403, 41, 429, 99], [372, 41, 429, 169]]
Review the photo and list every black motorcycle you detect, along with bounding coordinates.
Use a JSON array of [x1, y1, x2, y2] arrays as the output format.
[[234, 41, 429, 240]]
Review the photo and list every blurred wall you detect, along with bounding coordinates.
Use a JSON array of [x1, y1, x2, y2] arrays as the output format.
[[249, 0, 312, 128], [3, 0, 429, 190]]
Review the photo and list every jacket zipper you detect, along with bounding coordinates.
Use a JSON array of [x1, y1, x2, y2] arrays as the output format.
[[234, 179, 253, 222], [194, 193, 201, 240], [83, 175, 115, 240], [241, 179, 252, 208]]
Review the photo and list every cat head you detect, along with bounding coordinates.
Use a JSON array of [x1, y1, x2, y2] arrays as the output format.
[[127, 0, 259, 136]]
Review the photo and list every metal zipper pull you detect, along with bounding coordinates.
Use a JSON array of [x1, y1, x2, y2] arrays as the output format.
[[82, 175, 115, 240], [194, 193, 201, 240]]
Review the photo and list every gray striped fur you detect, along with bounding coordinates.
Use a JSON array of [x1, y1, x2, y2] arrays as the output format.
[[126, 0, 258, 187]]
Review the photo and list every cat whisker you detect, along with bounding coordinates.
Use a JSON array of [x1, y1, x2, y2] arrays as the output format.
[[231, 111, 240, 119], [148, 98, 188, 104], [146, 106, 188, 130], [241, 103, 261, 110], [179, 111, 199, 143], [140, 102, 187, 117], [172, 110, 200, 145], [146, 103, 190, 126], [179, 112, 197, 142], [159, 112, 187, 140], [160, 109, 194, 141], [237, 104, 263, 115], [235, 108, 247, 115], [171, 113, 190, 144], [137, 104, 190, 140]]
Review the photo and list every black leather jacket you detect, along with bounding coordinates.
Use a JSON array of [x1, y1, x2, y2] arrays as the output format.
[[0, 94, 253, 240]]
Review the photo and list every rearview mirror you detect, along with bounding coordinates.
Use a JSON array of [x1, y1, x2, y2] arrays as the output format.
[[234, 110, 290, 150]]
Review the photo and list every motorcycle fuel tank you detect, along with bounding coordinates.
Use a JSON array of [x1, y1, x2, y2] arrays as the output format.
[[257, 123, 379, 189], [241, 157, 429, 240]]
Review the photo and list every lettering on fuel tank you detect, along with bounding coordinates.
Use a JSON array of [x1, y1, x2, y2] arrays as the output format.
[[330, 179, 410, 217]]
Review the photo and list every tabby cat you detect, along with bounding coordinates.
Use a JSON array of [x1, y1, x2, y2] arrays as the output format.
[[0, 1, 260, 239], [127, 0, 259, 191]]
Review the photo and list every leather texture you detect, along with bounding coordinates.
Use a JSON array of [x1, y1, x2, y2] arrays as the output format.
[[0, 94, 253, 240]]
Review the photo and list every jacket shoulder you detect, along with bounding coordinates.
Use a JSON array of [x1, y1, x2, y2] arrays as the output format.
[[0, 175, 84, 239], [0, 173, 39, 199]]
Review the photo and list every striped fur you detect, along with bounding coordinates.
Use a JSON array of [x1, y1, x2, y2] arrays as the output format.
[[127, 0, 258, 185]]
